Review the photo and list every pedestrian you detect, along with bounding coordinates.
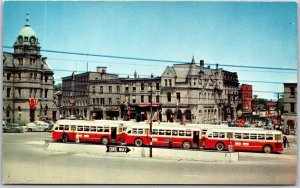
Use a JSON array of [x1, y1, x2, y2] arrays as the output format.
[[283, 136, 289, 148]]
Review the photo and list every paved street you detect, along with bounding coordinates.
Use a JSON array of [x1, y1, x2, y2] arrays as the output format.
[[2, 132, 297, 184]]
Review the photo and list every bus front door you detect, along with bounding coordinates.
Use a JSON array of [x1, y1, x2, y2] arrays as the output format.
[[193, 131, 200, 147], [111, 127, 117, 143]]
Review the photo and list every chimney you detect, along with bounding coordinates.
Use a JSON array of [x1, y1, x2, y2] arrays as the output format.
[[207, 66, 210, 69], [216, 63, 219, 70], [200, 60, 204, 70], [96, 66, 107, 74]]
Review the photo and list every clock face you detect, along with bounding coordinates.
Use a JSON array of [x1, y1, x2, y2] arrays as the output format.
[[30, 37, 36, 44], [18, 36, 23, 44]]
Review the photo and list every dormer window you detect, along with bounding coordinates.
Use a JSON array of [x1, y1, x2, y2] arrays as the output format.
[[24, 37, 28, 42]]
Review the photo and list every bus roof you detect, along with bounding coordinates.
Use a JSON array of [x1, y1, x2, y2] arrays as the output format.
[[207, 127, 282, 134]]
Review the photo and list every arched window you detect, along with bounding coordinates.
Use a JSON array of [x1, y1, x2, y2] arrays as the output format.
[[177, 109, 182, 120], [185, 110, 192, 121]]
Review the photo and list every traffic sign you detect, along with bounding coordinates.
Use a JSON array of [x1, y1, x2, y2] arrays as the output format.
[[106, 145, 131, 153]]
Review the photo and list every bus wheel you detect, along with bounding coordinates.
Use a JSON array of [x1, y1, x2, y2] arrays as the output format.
[[101, 137, 109, 145], [134, 138, 143, 147], [61, 134, 69, 143], [215, 142, 225, 151], [263, 145, 272, 153], [182, 141, 192, 149]]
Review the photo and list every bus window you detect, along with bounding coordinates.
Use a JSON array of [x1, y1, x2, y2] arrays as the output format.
[[179, 130, 185, 136], [84, 126, 90, 131], [213, 132, 219, 138], [55, 126, 59, 130], [132, 128, 138, 134], [97, 127, 103, 132], [242, 133, 249, 139], [159, 129, 165, 135], [77, 126, 83, 131], [65, 125, 70, 131], [127, 130, 132, 134], [90, 126, 96, 132], [208, 133, 212, 138], [104, 127, 109, 132], [186, 131, 192, 137], [202, 130, 207, 136], [165, 130, 171, 135], [59, 125, 64, 130], [153, 129, 158, 135], [138, 129, 143, 134], [172, 130, 178, 136], [258, 134, 265, 140], [235, 133, 241, 139], [266, 134, 273, 140], [250, 134, 257, 140], [219, 132, 225, 138]]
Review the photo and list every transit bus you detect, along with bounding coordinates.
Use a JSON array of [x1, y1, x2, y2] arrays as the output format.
[[52, 120, 127, 144], [204, 127, 283, 153], [123, 123, 203, 149]]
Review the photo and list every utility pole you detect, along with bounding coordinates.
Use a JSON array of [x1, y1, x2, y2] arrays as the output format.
[[148, 82, 153, 158]]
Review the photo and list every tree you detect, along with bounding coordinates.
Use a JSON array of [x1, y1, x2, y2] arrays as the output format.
[[54, 83, 62, 92]]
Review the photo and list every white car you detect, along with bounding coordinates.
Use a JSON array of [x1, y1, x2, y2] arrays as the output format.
[[26, 121, 50, 132]]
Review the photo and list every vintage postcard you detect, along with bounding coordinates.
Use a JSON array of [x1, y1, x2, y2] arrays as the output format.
[[2, 1, 298, 184]]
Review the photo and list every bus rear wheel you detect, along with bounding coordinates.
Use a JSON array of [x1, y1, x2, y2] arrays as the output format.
[[215, 142, 225, 151], [263, 145, 272, 153], [101, 137, 109, 145], [134, 138, 143, 147], [182, 141, 192, 149]]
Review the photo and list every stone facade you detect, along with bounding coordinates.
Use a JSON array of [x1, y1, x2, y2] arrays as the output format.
[[61, 57, 239, 124], [3, 14, 55, 126], [282, 83, 297, 134]]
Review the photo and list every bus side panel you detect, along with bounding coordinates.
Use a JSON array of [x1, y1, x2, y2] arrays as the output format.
[[52, 131, 62, 141]]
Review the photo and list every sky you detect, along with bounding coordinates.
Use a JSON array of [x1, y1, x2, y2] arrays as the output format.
[[3, 1, 298, 100]]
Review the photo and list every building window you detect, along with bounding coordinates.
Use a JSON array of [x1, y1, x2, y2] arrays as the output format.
[[165, 79, 167, 86], [30, 73, 33, 79], [109, 98, 112, 105], [194, 78, 197, 85], [18, 73, 21, 80], [167, 92, 171, 102], [132, 87, 136, 92], [116, 98, 120, 104], [156, 82, 159, 90], [176, 92, 181, 102], [125, 87, 129, 92], [7, 73, 11, 80], [291, 87, 295, 96], [132, 95, 136, 103], [6, 88, 11, 98], [169, 79, 172, 87], [34, 73, 37, 80], [141, 83, 144, 91], [92, 86, 95, 94], [141, 95, 144, 103], [148, 96, 152, 103], [45, 89, 48, 98], [100, 98, 105, 105], [100, 86, 103, 93], [40, 89, 43, 98], [117, 86, 120, 93], [156, 95, 159, 103], [18, 88, 21, 97], [291, 103, 295, 113], [108, 86, 112, 93], [93, 98, 96, 105], [45, 76, 48, 83], [96, 98, 100, 105]]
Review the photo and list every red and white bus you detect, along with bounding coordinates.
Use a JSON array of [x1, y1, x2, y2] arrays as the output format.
[[204, 127, 283, 153], [52, 120, 126, 144], [123, 123, 203, 149]]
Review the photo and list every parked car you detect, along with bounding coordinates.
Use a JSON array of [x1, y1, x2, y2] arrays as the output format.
[[26, 121, 50, 132], [3, 123, 26, 133]]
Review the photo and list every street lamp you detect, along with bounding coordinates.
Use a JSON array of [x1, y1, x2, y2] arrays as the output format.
[[148, 83, 153, 158]]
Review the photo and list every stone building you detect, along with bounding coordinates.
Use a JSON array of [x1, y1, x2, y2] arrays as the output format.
[[61, 57, 239, 124], [160, 57, 239, 124], [3, 14, 55, 125], [282, 83, 297, 134]]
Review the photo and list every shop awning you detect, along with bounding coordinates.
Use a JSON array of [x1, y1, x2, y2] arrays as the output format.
[[137, 104, 161, 107]]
